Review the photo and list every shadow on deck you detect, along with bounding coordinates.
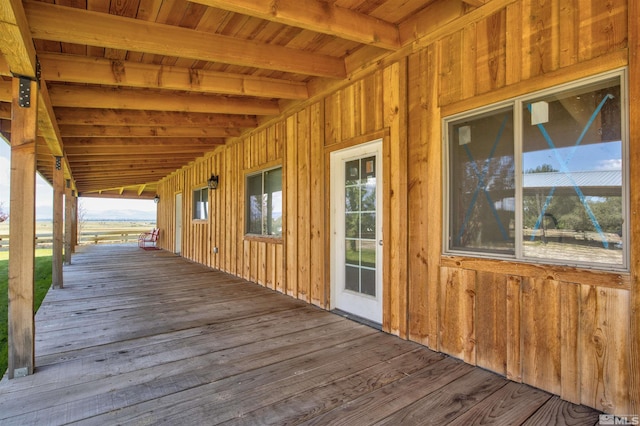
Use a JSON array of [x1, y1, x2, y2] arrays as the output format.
[[0, 244, 601, 425]]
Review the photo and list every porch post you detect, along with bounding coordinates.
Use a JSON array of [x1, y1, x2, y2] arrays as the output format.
[[64, 183, 73, 265], [8, 76, 38, 379], [72, 196, 78, 251], [52, 157, 64, 289]]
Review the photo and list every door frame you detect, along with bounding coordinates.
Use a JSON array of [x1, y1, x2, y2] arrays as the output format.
[[329, 138, 383, 324]]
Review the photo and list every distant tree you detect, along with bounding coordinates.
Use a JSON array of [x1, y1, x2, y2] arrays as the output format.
[[526, 164, 558, 173], [0, 202, 8, 222]]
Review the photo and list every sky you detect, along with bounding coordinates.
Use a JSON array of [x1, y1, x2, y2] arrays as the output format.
[[0, 138, 156, 220]]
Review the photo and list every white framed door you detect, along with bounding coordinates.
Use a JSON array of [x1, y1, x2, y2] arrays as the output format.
[[175, 193, 182, 254], [330, 139, 383, 324]]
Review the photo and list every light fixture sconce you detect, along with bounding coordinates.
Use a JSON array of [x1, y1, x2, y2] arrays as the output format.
[[208, 174, 219, 190], [153, 194, 160, 204]]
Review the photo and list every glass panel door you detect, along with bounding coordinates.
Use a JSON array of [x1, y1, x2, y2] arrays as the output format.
[[331, 140, 382, 324]]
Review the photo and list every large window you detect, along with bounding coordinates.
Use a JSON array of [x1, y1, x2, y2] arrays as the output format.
[[246, 167, 282, 237], [445, 71, 626, 269], [193, 187, 208, 220]]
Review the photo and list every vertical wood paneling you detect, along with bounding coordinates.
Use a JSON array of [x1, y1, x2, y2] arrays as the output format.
[[558, 0, 579, 67], [285, 115, 298, 297], [236, 140, 245, 277], [297, 108, 311, 303], [560, 282, 581, 404], [324, 90, 341, 146], [425, 43, 442, 351], [505, 1, 522, 85], [462, 22, 477, 98], [439, 267, 476, 364], [521, 278, 561, 396], [438, 31, 463, 106], [407, 48, 430, 346], [521, 0, 559, 79], [580, 286, 630, 413], [309, 102, 325, 307], [578, 0, 628, 62], [266, 243, 275, 290], [476, 271, 508, 375], [275, 243, 284, 293], [476, 10, 506, 95], [506, 275, 522, 382], [383, 60, 408, 338]]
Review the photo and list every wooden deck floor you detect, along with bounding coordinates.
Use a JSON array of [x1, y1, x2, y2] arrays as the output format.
[[0, 244, 602, 425]]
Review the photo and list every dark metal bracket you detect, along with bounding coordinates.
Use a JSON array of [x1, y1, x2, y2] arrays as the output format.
[[18, 77, 32, 108], [13, 56, 42, 108]]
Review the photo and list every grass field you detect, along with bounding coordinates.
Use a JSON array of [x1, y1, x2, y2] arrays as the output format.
[[0, 250, 52, 378]]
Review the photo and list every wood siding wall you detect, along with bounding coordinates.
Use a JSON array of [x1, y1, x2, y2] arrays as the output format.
[[157, 0, 636, 415]]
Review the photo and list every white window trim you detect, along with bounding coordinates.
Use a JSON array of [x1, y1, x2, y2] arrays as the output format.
[[442, 68, 629, 271]]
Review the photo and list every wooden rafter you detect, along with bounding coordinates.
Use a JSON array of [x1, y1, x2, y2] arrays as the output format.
[[59, 125, 243, 138], [53, 108, 259, 128], [47, 85, 281, 115], [189, 0, 401, 50], [38, 53, 309, 100], [25, 2, 347, 79]]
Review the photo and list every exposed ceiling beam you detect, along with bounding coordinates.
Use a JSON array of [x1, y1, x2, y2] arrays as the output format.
[[67, 152, 200, 162], [25, 1, 347, 79], [0, 0, 72, 181], [188, 0, 401, 50], [67, 164, 205, 173], [69, 159, 192, 167], [63, 137, 223, 146], [59, 125, 243, 138], [78, 191, 157, 200], [54, 108, 259, 128], [0, 0, 37, 77], [48, 85, 281, 115], [77, 179, 164, 190], [38, 53, 309, 100], [64, 146, 213, 155]]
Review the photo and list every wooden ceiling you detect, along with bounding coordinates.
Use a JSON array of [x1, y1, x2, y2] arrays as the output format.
[[0, 0, 485, 199]]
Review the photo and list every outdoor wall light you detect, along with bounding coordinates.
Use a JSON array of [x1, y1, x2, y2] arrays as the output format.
[[208, 174, 219, 190], [153, 194, 160, 204]]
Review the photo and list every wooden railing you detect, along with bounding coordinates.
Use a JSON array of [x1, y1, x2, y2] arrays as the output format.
[[0, 230, 147, 250]]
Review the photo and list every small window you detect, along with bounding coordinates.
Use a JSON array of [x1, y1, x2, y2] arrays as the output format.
[[246, 167, 282, 237], [193, 187, 208, 220], [445, 71, 627, 269]]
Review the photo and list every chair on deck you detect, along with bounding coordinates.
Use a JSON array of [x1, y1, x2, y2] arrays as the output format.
[[138, 228, 160, 250]]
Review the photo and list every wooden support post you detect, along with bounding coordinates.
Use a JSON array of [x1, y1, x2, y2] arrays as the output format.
[[8, 76, 38, 379], [72, 196, 78, 251], [52, 156, 64, 289], [64, 183, 73, 265]]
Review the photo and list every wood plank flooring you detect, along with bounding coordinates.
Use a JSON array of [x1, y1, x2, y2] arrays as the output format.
[[0, 245, 602, 425]]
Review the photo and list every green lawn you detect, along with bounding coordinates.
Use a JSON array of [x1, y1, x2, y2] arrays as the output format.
[[0, 250, 52, 378]]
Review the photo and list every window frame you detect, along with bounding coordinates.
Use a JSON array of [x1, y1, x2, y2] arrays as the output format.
[[443, 69, 629, 271], [192, 186, 209, 221], [244, 165, 283, 238]]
